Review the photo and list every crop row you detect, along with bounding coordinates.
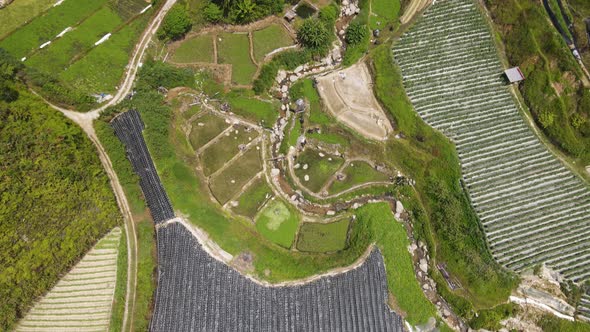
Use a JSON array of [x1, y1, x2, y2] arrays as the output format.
[[15, 228, 121, 332], [578, 292, 590, 322], [394, 0, 590, 283], [150, 222, 404, 331], [111, 110, 175, 224]]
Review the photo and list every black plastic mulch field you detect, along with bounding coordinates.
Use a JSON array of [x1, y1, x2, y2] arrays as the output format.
[[111, 109, 175, 224], [150, 222, 405, 332]]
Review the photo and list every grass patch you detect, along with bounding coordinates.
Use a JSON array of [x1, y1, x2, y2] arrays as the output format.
[[232, 177, 272, 219], [296, 219, 350, 252], [217, 32, 257, 85], [188, 113, 229, 151], [290, 78, 331, 126], [209, 146, 263, 204], [294, 148, 344, 192], [328, 161, 390, 195], [369, 0, 400, 30], [252, 25, 294, 62], [0, 0, 54, 39], [199, 125, 258, 176], [225, 89, 279, 126], [170, 34, 214, 63], [255, 199, 300, 248], [133, 218, 157, 331]]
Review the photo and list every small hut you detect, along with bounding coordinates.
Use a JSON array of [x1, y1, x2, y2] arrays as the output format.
[[504, 67, 525, 83]]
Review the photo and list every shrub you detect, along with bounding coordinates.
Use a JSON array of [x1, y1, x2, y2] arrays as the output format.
[[297, 18, 331, 54], [203, 3, 223, 23], [158, 4, 192, 40], [345, 22, 368, 45]]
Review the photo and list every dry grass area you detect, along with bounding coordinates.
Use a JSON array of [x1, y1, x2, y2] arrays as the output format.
[[316, 62, 393, 141]]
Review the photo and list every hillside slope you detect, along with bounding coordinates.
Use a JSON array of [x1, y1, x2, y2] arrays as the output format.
[[0, 53, 121, 330]]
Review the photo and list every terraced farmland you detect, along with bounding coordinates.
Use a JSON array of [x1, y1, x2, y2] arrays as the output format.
[[151, 222, 404, 331], [394, 0, 590, 282], [15, 227, 121, 332]]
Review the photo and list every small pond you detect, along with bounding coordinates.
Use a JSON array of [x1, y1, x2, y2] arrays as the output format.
[[296, 2, 316, 18]]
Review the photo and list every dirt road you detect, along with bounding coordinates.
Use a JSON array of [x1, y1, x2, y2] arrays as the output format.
[[35, 0, 178, 330]]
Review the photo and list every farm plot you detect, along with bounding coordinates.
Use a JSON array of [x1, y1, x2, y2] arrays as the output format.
[[209, 146, 263, 205], [151, 222, 404, 331], [255, 198, 299, 248], [231, 177, 273, 219], [199, 124, 259, 176], [294, 148, 344, 193], [188, 112, 230, 151], [15, 227, 121, 332], [0, 0, 151, 94], [328, 160, 390, 195], [170, 34, 214, 63], [226, 90, 280, 126], [252, 24, 294, 62], [394, 0, 590, 282], [296, 218, 351, 253], [217, 32, 258, 85]]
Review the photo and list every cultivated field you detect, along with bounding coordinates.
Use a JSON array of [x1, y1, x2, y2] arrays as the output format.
[[217, 32, 257, 85], [251, 24, 293, 62], [316, 63, 393, 141], [394, 0, 590, 282], [296, 219, 350, 252], [0, 0, 153, 94], [328, 160, 390, 195], [169, 34, 214, 63], [151, 222, 404, 331], [15, 227, 121, 332], [294, 148, 344, 193], [255, 198, 299, 248], [0, 0, 54, 38]]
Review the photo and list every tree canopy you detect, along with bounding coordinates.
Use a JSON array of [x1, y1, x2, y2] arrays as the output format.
[[159, 4, 192, 40]]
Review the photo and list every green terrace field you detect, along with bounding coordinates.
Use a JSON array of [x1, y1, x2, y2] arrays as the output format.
[[294, 148, 345, 193], [170, 34, 215, 63], [328, 161, 390, 195], [217, 32, 257, 85], [188, 112, 229, 151], [252, 25, 294, 62], [225, 90, 280, 126], [231, 177, 273, 219], [255, 199, 300, 248], [209, 146, 263, 205], [296, 219, 351, 252], [0, 0, 153, 95], [199, 124, 259, 176]]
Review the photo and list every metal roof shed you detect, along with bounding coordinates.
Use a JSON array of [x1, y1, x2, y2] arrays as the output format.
[[505, 67, 525, 83]]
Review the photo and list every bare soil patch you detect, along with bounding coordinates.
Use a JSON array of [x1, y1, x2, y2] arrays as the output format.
[[316, 62, 393, 141]]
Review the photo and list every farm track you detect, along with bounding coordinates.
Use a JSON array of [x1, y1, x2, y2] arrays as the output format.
[[394, 0, 590, 284], [15, 228, 121, 332], [34, 0, 178, 330]]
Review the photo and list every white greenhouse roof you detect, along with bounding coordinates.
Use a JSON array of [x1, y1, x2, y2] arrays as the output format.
[[505, 67, 525, 83]]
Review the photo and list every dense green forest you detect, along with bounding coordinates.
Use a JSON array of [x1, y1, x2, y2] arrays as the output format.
[[0, 51, 121, 330], [485, 0, 590, 165]]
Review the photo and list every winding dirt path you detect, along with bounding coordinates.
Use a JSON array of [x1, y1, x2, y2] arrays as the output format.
[[34, 0, 178, 330]]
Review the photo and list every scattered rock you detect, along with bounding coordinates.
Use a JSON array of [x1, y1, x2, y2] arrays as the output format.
[[271, 168, 280, 177], [419, 259, 428, 273], [230, 180, 235, 184], [294, 163, 301, 169], [289, 75, 298, 82], [197, 122, 205, 127], [229, 201, 239, 207], [319, 152, 325, 157], [443, 308, 451, 317], [304, 174, 309, 182], [303, 164, 309, 170], [326, 210, 335, 216]]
